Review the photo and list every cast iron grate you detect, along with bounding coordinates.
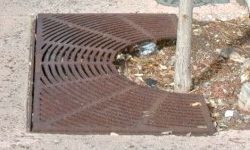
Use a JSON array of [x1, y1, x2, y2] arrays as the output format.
[[32, 13, 215, 135]]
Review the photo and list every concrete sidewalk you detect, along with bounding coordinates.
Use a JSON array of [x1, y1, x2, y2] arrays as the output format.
[[0, 0, 250, 149]]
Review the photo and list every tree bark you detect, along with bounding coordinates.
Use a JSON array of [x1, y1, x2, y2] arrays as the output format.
[[174, 0, 193, 93]]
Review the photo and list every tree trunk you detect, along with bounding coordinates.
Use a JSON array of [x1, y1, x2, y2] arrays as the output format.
[[174, 0, 193, 93]]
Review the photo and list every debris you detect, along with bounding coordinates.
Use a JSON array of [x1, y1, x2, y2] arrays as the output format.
[[212, 112, 220, 118], [116, 53, 132, 61], [186, 132, 191, 137], [191, 102, 202, 107], [110, 132, 119, 136], [134, 73, 143, 77], [213, 121, 217, 127], [168, 56, 176, 66], [159, 64, 168, 70], [218, 123, 228, 129], [243, 115, 250, 123], [193, 28, 202, 36], [238, 82, 250, 112], [216, 48, 245, 62], [216, 48, 233, 59], [237, 30, 243, 37], [224, 110, 234, 118], [143, 111, 151, 117], [216, 48, 232, 59], [116, 53, 126, 60], [197, 125, 207, 129], [120, 18, 250, 131], [136, 76, 144, 83], [217, 99, 224, 106], [138, 42, 158, 56], [161, 131, 172, 135], [144, 78, 157, 87], [229, 51, 245, 63], [208, 99, 217, 109]]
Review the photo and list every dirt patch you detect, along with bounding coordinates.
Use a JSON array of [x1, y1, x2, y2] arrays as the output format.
[[116, 17, 250, 131]]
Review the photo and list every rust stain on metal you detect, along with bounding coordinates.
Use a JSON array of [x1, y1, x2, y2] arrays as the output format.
[[31, 13, 215, 135]]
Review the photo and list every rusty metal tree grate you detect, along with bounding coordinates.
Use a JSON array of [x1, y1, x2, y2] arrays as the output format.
[[31, 13, 215, 135]]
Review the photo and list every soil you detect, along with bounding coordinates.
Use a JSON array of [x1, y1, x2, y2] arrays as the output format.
[[116, 17, 250, 131]]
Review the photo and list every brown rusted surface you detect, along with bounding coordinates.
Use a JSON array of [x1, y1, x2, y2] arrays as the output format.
[[32, 13, 215, 135]]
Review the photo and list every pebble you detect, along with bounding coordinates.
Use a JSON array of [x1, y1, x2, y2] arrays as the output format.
[[224, 110, 234, 118], [216, 48, 233, 59], [138, 42, 158, 56], [144, 78, 158, 87]]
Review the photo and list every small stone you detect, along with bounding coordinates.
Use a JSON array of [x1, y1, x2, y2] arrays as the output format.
[[225, 110, 234, 118], [216, 48, 233, 59], [238, 82, 250, 112], [138, 42, 158, 56], [144, 78, 157, 87]]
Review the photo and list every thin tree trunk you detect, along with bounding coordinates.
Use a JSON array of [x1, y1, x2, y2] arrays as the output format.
[[174, 0, 193, 93]]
